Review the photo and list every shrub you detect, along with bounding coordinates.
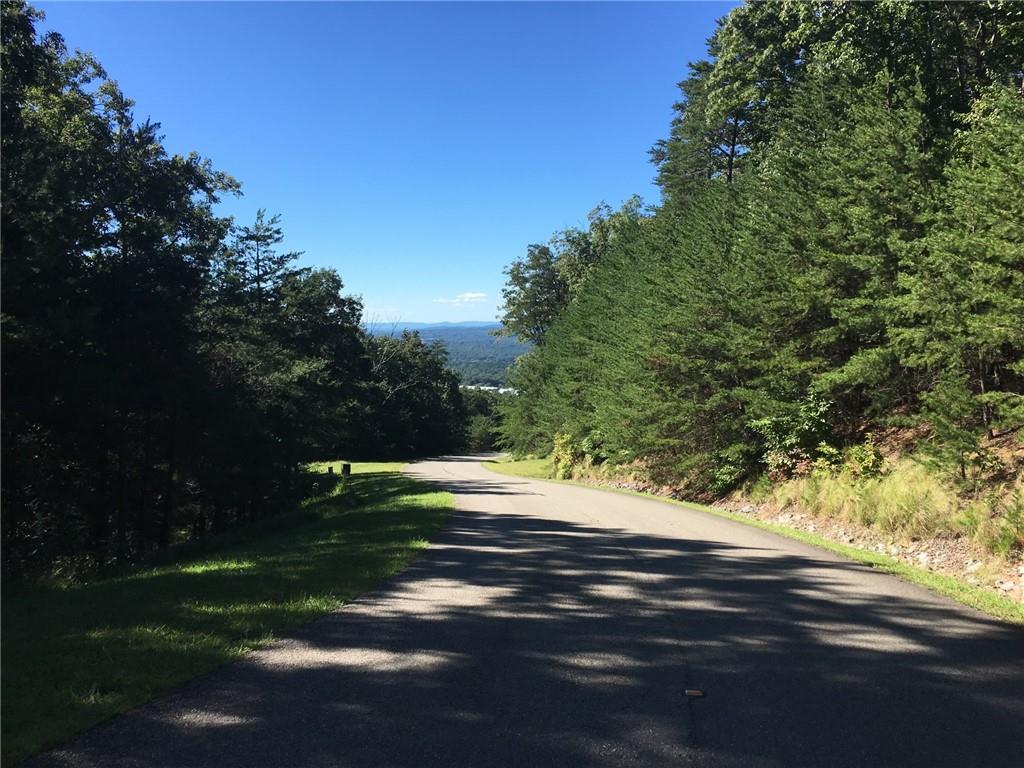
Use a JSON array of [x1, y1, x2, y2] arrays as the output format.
[[551, 433, 580, 480], [579, 430, 608, 465], [747, 473, 775, 503], [711, 443, 753, 493], [811, 442, 842, 478], [750, 396, 834, 478], [467, 414, 500, 452], [843, 436, 885, 478], [919, 371, 986, 482]]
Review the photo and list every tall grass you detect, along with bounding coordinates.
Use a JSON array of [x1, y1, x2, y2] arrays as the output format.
[[772, 460, 1023, 555]]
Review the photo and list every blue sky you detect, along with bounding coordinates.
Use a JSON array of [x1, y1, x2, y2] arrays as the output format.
[[38, 1, 734, 323]]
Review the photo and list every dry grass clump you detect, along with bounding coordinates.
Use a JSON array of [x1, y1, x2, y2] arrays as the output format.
[[772, 459, 1023, 556]]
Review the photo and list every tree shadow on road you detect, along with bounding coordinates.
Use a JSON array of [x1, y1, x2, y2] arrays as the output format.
[[35, 494, 1024, 768]]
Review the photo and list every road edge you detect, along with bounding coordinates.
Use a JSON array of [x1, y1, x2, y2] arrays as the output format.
[[480, 459, 1024, 625]]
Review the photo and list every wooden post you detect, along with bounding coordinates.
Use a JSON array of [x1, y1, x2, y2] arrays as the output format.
[[341, 463, 352, 478]]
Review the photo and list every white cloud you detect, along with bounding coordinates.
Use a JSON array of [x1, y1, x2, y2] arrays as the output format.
[[433, 292, 487, 305]]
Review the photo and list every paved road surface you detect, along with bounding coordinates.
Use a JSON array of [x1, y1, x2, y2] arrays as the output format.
[[34, 456, 1024, 767]]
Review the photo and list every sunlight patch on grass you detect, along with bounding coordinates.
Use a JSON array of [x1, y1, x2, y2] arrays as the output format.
[[308, 459, 406, 475], [183, 595, 337, 618], [483, 457, 553, 479], [179, 558, 257, 575]]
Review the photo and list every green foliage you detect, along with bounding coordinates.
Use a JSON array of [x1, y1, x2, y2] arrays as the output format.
[[710, 458, 747, 496], [497, 2, 1024, 507], [891, 84, 1024, 446], [807, 435, 884, 481], [749, 398, 834, 478], [0, 3, 466, 580], [919, 371, 988, 481], [579, 430, 608, 465], [497, 243, 567, 345], [843, 437, 886, 479], [363, 332, 466, 458], [551, 433, 580, 480], [811, 443, 843, 479], [497, 199, 644, 345], [463, 388, 507, 452], [991, 494, 1024, 558]]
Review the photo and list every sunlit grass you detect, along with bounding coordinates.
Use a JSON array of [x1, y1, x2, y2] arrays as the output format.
[[1, 464, 451, 767], [307, 459, 405, 475], [777, 461, 959, 538], [483, 457, 553, 479], [774, 460, 1024, 555], [179, 558, 257, 575]]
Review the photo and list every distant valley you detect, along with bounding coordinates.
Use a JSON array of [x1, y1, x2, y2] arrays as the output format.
[[366, 322, 531, 386]]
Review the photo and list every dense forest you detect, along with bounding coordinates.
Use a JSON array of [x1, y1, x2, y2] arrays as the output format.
[[4, 0, 1023, 579], [498, 1, 1023, 531], [0, 2, 468, 579]]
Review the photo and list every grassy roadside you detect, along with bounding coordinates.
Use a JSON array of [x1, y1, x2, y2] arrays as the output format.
[[483, 459, 1024, 625], [483, 457, 553, 480], [1, 463, 452, 767]]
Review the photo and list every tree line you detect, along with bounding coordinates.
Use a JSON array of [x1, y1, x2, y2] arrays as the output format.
[[498, 1, 1023, 495], [1, 2, 466, 579]]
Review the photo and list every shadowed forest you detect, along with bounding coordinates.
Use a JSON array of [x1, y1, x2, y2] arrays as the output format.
[[1, 3, 468, 579]]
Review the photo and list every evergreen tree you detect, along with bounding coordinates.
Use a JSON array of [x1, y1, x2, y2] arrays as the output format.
[[498, 1, 1023, 496], [892, 86, 1024, 445]]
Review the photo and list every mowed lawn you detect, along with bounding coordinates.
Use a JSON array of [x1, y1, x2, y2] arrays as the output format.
[[1, 463, 452, 767], [483, 457, 553, 479]]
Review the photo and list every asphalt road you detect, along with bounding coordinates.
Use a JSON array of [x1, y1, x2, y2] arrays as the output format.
[[34, 456, 1024, 767]]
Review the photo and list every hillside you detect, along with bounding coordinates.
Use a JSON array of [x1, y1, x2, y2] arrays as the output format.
[[368, 322, 530, 386]]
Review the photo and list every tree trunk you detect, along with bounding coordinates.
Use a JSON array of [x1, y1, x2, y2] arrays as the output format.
[[158, 405, 178, 549], [193, 498, 206, 539], [115, 417, 128, 560], [213, 499, 226, 534], [137, 408, 153, 550]]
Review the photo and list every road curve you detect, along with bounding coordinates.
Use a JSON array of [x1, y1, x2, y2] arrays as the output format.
[[33, 456, 1024, 767]]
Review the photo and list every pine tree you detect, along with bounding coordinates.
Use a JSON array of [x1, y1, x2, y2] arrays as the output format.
[[893, 85, 1024, 441]]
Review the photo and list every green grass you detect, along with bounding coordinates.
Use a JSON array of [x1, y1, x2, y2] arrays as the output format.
[[483, 457, 553, 480], [1, 464, 452, 767], [307, 459, 406, 475], [482, 459, 1024, 625]]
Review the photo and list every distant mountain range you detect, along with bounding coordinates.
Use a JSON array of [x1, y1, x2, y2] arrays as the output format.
[[365, 320, 499, 331], [366, 321, 531, 386]]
